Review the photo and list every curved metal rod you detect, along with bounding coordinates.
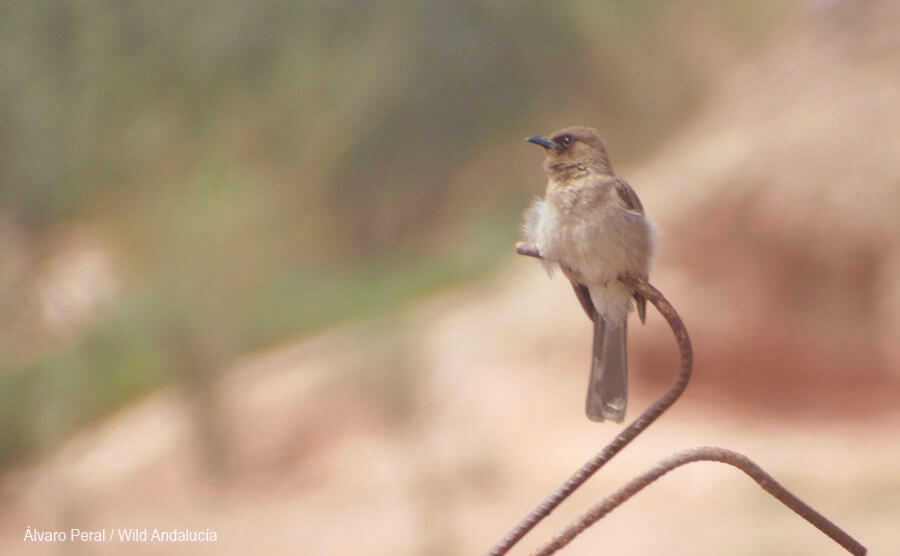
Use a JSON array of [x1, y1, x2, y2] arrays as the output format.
[[490, 246, 692, 555], [532, 446, 867, 556], [495, 245, 866, 555]]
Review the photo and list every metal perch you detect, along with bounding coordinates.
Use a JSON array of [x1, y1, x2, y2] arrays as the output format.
[[531, 446, 866, 556], [487, 243, 866, 555]]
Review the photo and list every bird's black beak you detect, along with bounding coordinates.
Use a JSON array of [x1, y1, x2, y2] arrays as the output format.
[[526, 136, 556, 150]]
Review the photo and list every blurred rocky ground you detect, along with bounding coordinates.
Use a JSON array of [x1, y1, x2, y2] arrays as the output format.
[[632, 0, 900, 414]]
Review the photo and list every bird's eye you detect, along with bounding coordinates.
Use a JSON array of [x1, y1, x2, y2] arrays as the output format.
[[560, 135, 573, 147]]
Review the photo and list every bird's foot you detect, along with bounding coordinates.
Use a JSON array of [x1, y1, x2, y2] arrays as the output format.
[[616, 271, 644, 287], [515, 242, 543, 259]]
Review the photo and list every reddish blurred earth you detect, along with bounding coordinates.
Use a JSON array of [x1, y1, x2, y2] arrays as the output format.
[[3, 2, 900, 554]]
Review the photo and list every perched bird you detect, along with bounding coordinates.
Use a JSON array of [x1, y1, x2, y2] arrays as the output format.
[[520, 126, 654, 422]]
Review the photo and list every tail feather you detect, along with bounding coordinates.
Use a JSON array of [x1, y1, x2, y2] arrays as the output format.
[[585, 315, 628, 422]]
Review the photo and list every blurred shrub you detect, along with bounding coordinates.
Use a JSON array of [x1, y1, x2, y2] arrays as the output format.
[[0, 0, 790, 469]]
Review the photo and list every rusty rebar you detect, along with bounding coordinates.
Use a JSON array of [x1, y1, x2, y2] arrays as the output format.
[[489, 252, 692, 555], [532, 446, 867, 556], [495, 245, 866, 555]]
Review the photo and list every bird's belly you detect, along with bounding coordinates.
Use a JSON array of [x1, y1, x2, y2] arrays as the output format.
[[539, 206, 650, 287]]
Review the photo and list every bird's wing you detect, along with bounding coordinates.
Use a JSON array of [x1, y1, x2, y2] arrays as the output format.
[[614, 178, 647, 324], [614, 177, 645, 215], [566, 274, 596, 322]]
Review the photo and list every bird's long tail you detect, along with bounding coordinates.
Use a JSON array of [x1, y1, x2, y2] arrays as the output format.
[[586, 315, 628, 422]]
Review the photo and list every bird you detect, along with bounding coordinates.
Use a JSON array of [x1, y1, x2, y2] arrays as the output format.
[[519, 126, 654, 422]]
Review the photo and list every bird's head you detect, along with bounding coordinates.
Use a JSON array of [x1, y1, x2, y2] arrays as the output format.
[[526, 126, 613, 180]]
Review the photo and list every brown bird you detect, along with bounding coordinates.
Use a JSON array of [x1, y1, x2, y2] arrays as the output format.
[[520, 126, 654, 422]]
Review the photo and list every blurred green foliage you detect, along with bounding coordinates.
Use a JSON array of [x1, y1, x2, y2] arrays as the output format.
[[0, 1, 789, 469]]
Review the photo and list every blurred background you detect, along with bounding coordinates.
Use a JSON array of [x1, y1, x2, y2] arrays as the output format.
[[2, 1, 898, 554]]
